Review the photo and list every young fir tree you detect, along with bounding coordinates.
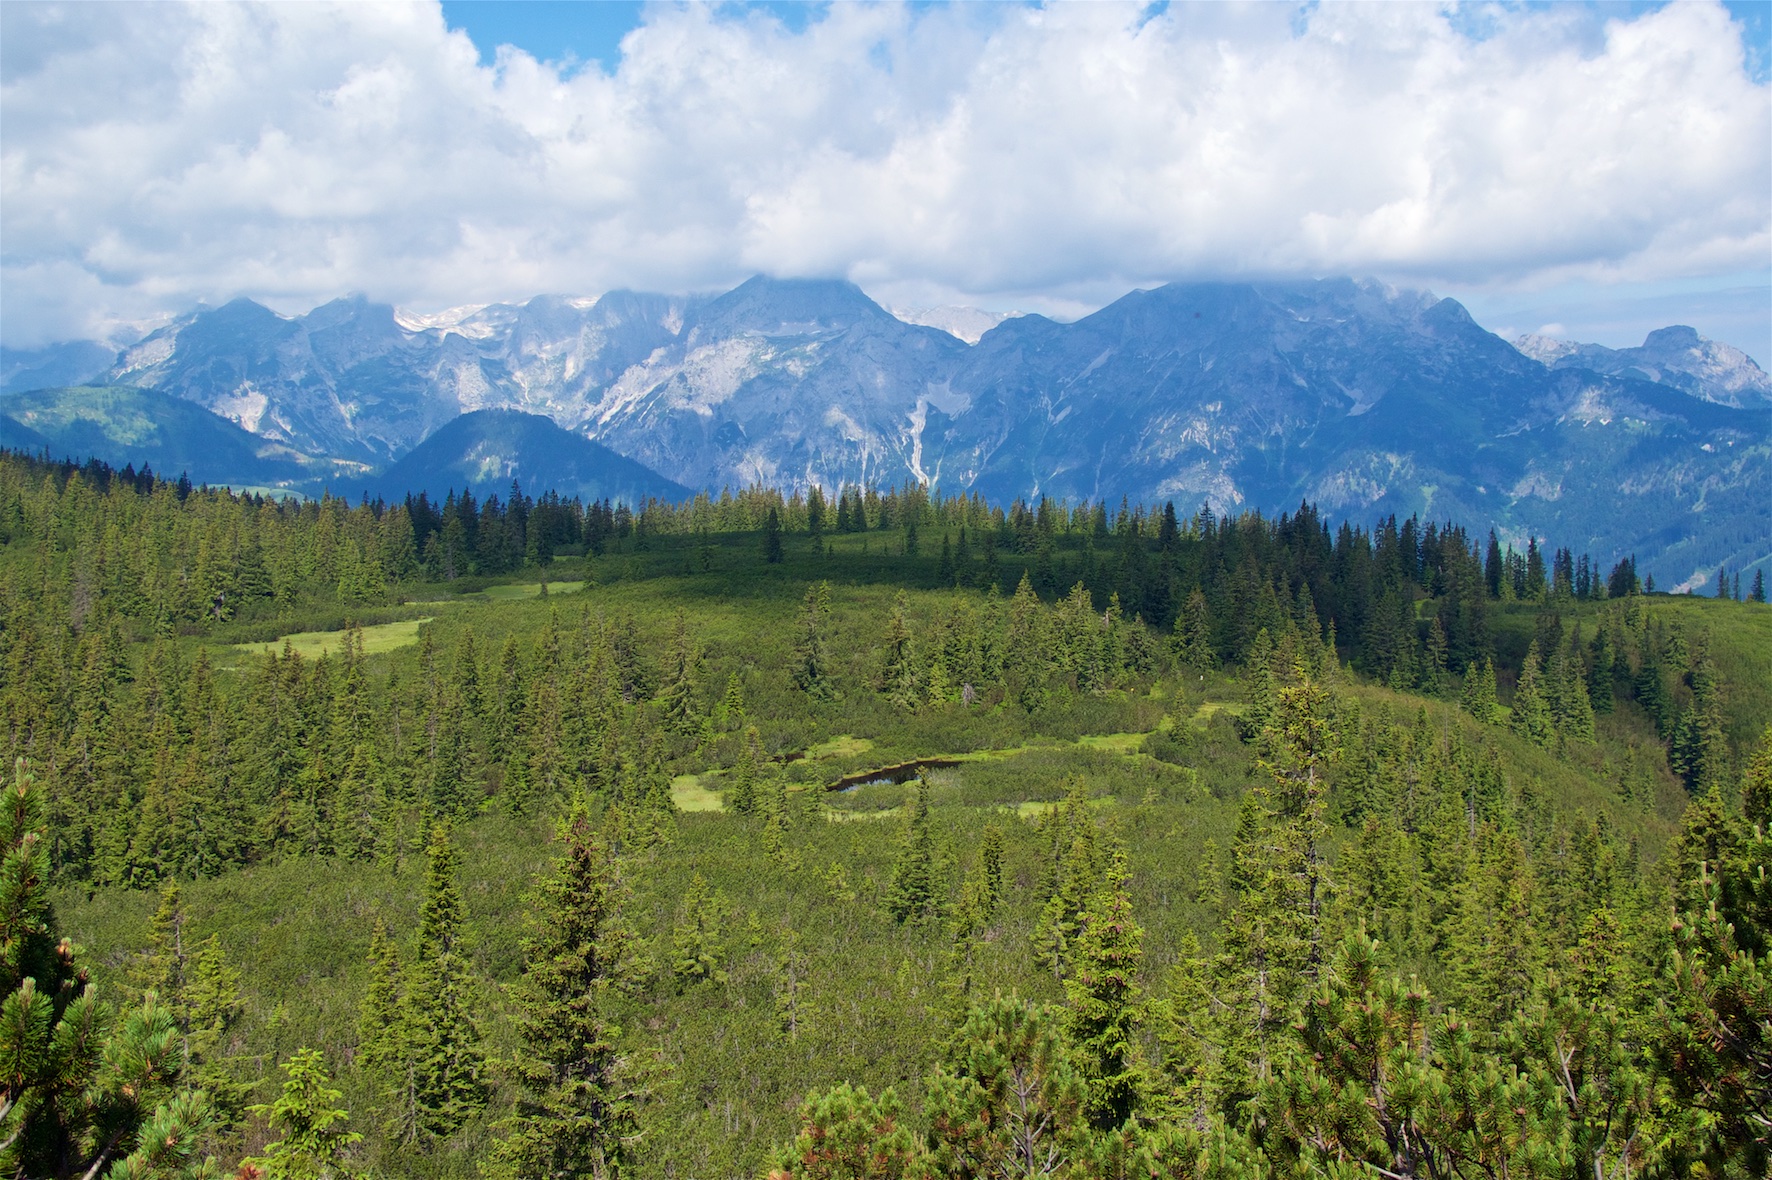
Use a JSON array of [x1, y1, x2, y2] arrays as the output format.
[[978, 823, 1005, 917], [790, 582, 834, 701], [388, 823, 487, 1144], [718, 672, 746, 730], [356, 919, 403, 1077], [246, 1048, 361, 1179], [885, 780, 942, 925], [656, 609, 701, 735], [671, 872, 729, 988], [1509, 641, 1554, 747], [1548, 631, 1596, 742], [1064, 848, 1148, 1130], [1210, 666, 1336, 1107], [1587, 626, 1615, 714], [878, 590, 919, 710], [488, 806, 645, 1180], [1460, 656, 1500, 723], [762, 507, 784, 564], [729, 726, 764, 817], [1031, 782, 1102, 982], [127, 880, 189, 1012]]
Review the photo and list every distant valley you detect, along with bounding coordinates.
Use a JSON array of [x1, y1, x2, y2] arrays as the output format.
[[3, 276, 1767, 588]]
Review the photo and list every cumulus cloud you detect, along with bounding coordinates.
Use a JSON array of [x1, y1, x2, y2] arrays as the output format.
[[1, 0, 1766, 346]]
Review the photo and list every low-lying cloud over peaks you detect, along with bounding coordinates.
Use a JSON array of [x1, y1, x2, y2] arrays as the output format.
[[2, 0, 1766, 347]]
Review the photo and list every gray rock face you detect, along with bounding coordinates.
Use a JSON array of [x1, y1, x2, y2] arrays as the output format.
[[1514, 326, 1771, 409], [582, 277, 971, 493], [38, 274, 1763, 583], [103, 292, 692, 463]]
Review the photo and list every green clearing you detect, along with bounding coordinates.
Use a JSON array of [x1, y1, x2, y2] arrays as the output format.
[[805, 733, 875, 760], [669, 773, 724, 812], [1074, 730, 1152, 755], [477, 580, 586, 600], [228, 617, 432, 660]]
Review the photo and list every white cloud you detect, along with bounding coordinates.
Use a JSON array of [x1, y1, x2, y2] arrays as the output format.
[[1, 0, 1766, 347]]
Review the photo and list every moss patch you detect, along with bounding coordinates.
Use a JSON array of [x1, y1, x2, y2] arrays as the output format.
[[230, 618, 432, 661], [670, 774, 724, 813]]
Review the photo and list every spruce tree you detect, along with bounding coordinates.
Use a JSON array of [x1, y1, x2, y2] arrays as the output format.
[[790, 582, 834, 701], [246, 1048, 361, 1179], [878, 590, 919, 709], [978, 823, 1005, 917], [1549, 632, 1595, 742], [1460, 656, 1499, 723], [489, 807, 644, 1180], [1587, 626, 1615, 714], [729, 726, 764, 817], [1509, 641, 1554, 746], [356, 920, 402, 1078], [656, 610, 701, 734], [885, 781, 941, 925], [763, 507, 784, 564], [671, 873, 728, 988], [1176, 588, 1219, 669], [718, 672, 746, 730], [390, 823, 487, 1143], [1064, 849, 1147, 1129]]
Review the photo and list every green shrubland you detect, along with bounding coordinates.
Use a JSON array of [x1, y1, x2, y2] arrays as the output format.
[[1, 450, 1767, 1178]]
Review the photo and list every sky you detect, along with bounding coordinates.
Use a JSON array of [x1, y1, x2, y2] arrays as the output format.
[[2, 0, 1768, 361]]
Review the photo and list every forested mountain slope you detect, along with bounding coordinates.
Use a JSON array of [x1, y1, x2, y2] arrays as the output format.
[[15, 275, 1764, 585], [0, 384, 362, 494], [1, 450, 1767, 1179]]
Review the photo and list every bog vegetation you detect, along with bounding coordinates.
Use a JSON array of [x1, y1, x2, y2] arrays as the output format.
[[1, 449, 1768, 1179]]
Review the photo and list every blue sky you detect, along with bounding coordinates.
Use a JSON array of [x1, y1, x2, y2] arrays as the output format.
[[440, 1, 1771, 81], [4, 0, 1767, 359]]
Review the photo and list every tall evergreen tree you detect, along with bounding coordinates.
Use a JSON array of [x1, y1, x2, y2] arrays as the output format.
[[762, 507, 784, 565], [729, 726, 764, 818], [885, 781, 942, 925], [656, 610, 701, 735], [388, 824, 487, 1144], [790, 583, 834, 701], [978, 823, 1005, 918], [1064, 849, 1147, 1130], [1509, 641, 1554, 747], [356, 919, 402, 1078], [671, 873, 728, 988], [1460, 656, 1500, 724], [488, 807, 645, 1180], [877, 591, 919, 710]]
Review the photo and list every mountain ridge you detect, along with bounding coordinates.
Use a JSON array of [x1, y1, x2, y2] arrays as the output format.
[[5, 276, 1766, 584]]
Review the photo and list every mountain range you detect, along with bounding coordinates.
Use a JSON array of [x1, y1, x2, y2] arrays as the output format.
[[1, 276, 1766, 588]]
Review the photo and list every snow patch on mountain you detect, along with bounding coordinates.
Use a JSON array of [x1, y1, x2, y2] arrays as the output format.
[[891, 305, 1020, 344], [394, 304, 493, 335]]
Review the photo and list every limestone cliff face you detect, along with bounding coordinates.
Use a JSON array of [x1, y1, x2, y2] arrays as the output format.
[[43, 274, 1765, 583]]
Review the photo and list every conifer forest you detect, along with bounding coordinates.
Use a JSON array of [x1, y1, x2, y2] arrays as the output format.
[[3, 448, 1769, 1180]]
